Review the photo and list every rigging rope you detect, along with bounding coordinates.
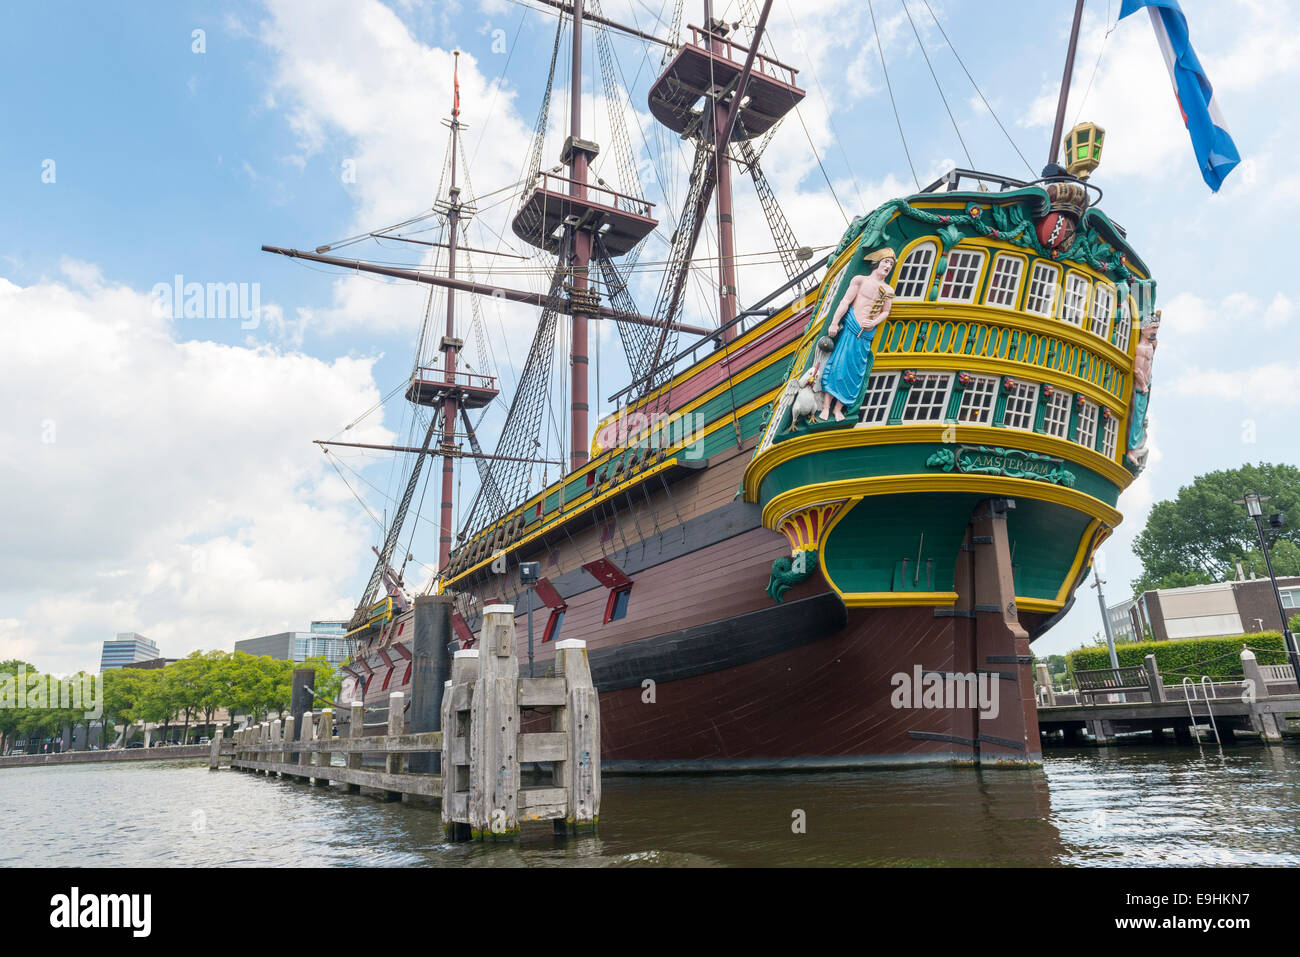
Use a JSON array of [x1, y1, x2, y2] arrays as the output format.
[[900, 0, 974, 170], [920, 0, 1036, 179], [868, 0, 919, 190]]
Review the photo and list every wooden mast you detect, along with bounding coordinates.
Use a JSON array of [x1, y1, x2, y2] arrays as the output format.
[[567, 0, 593, 471], [437, 52, 463, 571], [1048, 0, 1086, 168]]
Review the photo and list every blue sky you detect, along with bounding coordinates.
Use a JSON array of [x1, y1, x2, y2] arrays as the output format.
[[2, 0, 1297, 673]]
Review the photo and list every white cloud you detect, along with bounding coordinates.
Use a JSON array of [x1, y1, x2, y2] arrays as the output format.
[[1168, 361, 1300, 408], [0, 262, 395, 674]]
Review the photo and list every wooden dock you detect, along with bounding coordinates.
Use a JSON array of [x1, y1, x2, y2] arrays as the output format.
[[1036, 650, 1300, 745], [215, 604, 600, 840]]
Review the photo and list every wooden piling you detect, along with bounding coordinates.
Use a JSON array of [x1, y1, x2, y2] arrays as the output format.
[[555, 639, 600, 834], [315, 710, 333, 786], [470, 604, 520, 839], [208, 727, 222, 770], [297, 711, 314, 781], [1241, 650, 1283, 742], [383, 692, 404, 801], [346, 701, 364, 793], [441, 650, 478, 841]]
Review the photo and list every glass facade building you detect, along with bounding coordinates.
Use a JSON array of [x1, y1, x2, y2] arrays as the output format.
[[99, 633, 161, 671]]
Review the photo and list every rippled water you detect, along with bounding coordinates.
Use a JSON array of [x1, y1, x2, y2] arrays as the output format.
[[2, 746, 1298, 866]]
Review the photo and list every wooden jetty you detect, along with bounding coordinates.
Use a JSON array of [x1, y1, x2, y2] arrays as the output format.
[[1035, 650, 1300, 746], [213, 604, 600, 840]]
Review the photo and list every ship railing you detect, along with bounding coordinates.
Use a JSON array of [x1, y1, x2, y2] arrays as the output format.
[[409, 365, 499, 392], [920, 168, 1033, 194], [523, 171, 655, 219], [685, 24, 800, 85]]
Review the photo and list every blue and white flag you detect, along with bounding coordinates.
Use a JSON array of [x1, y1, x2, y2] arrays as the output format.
[[1119, 0, 1241, 191]]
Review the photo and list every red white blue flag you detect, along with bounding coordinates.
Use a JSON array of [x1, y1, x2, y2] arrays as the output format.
[[1119, 0, 1241, 191]]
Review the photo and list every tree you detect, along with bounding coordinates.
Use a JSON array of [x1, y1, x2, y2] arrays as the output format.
[[1132, 462, 1300, 595]]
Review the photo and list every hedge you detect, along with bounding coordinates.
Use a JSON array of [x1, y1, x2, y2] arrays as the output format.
[[1066, 632, 1288, 683]]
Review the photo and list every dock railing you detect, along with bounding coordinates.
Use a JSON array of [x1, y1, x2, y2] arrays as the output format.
[[217, 604, 600, 841]]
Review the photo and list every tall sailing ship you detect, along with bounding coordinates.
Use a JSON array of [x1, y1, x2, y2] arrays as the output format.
[[265, 0, 1162, 769]]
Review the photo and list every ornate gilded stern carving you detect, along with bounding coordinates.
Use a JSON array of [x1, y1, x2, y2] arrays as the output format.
[[766, 501, 844, 602]]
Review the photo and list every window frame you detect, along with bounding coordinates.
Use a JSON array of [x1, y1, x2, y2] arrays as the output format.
[[893, 241, 938, 301], [956, 374, 998, 425], [1025, 261, 1060, 318], [1100, 412, 1119, 459], [984, 253, 1025, 310], [1113, 295, 1134, 354], [1061, 272, 1089, 327], [1002, 381, 1038, 432], [541, 608, 566, 643], [604, 584, 632, 624], [858, 372, 899, 426], [1075, 398, 1099, 450], [899, 372, 955, 424], [1089, 283, 1115, 339], [936, 248, 987, 303], [1042, 389, 1072, 439]]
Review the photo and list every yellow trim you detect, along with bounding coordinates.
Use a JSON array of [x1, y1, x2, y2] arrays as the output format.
[[743, 422, 1133, 503], [1015, 597, 1065, 615], [798, 477, 1116, 611], [889, 236, 940, 303], [762, 473, 1122, 535], [884, 301, 1132, 371], [871, 354, 1123, 409], [839, 591, 960, 608]]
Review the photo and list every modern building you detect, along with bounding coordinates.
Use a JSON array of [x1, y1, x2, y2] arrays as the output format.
[[1109, 576, 1300, 642], [234, 621, 351, 665], [99, 633, 160, 671], [122, 657, 179, 670]]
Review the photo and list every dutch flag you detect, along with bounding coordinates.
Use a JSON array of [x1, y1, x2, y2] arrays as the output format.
[[1119, 0, 1241, 191]]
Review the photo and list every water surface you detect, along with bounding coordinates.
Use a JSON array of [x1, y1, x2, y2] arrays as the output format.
[[2, 746, 1297, 866]]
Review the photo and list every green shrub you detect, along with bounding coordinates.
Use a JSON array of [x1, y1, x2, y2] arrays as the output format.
[[1066, 632, 1287, 682]]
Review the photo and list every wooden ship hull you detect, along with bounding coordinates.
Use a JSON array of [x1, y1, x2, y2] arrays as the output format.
[[339, 174, 1156, 769]]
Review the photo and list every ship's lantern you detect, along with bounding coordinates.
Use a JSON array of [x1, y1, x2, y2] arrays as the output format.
[[1064, 122, 1105, 179]]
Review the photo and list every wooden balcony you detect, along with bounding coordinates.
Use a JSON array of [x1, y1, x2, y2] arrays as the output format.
[[511, 172, 658, 257], [405, 366, 499, 410], [649, 25, 805, 138]]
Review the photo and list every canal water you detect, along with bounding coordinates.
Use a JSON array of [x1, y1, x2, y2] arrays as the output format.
[[2, 746, 1298, 866]]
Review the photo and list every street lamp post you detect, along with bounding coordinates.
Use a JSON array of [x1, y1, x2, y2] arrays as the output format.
[[1237, 491, 1300, 682]]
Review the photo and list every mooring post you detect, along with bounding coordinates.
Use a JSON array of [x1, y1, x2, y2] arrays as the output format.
[[383, 692, 405, 801], [282, 715, 295, 774], [269, 719, 282, 775], [290, 668, 314, 764], [409, 595, 452, 775], [208, 727, 222, 770], [441, 650, 478, 841], [555, 639, 600, 835], [1143, 654, 1165, 703], [1241, 650, 1283, 743], [471, 605, 520, 840], [1035, 662, 1056, 706], [346, 701, 364, 793], [315, 709, 333, 785], [258, 723, 269, 774], [297, 711, 314, 782]]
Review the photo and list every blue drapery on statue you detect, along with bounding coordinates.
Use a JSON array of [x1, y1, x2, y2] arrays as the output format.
[[820, 306, 877, 407], [1128, 388, 1150, 449]]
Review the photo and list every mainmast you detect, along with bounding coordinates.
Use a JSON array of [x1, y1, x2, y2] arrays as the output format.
[[566, 1, 594, 471], [437, 51, 464, 570]]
